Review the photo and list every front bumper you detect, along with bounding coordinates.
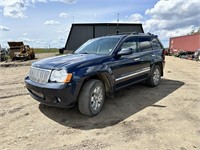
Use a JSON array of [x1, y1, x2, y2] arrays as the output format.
[[25, 77, 79, 108]]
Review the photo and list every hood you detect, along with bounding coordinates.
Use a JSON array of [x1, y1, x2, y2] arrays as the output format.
[[32, 53, 105, 70]]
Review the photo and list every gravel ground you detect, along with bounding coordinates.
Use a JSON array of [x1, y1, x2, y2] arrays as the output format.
[[0, 54, 200, 150]]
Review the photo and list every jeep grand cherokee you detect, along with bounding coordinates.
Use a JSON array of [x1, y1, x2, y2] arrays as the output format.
[[25, 32, 165, 116]]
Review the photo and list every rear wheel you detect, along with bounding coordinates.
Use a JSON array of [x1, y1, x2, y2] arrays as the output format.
[[78, 79, 105, 117], [146, 65, 161, 87]]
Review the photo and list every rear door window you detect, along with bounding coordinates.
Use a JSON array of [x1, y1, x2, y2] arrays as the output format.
[[138, 37, 152, 52]]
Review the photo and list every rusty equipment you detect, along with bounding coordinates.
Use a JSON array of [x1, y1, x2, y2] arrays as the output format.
[[8, 42, 35, 60]]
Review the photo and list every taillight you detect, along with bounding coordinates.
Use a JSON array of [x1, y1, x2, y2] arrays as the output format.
[[162, 49, 165, 60]]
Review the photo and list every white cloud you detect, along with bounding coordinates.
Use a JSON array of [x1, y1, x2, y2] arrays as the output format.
[[129, 13, 143, 23], [44, 20, 60, 25], [0, 0, 75, 19], [59, 12, 69, 18], [125, 0, 200, 47], [0, 25, 9, 31], [19, 37, 36, 42], [50, 0, 75, 4], [144, 0, 200, 31], [31, 0, 47, 3], [57, 26, 70, 33], [58, 37, 66, 41], [23, 33, 28, 36], [0, 0, 28, 18]]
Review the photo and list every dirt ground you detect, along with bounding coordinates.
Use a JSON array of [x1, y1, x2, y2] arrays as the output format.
[[0, 54, 200, 150]]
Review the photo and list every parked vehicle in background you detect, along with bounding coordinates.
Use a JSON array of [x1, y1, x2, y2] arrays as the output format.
[[25, 32, 165, 116], [194, 49, 200, 61], [8, 42, 35, 60], [0, 45, 9, 62], [164, 48, 171, 56]]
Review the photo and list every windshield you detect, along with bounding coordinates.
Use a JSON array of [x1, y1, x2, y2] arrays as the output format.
[[74, 37, 121, 55]]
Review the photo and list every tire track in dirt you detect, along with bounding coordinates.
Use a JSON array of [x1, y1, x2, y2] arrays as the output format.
[[0, 82, 24, 86], [0, 63, 31, 68], [0, 93, 29, 99]]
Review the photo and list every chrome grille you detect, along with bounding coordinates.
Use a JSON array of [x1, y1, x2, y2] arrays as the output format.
[[29, 67, 51, 84]]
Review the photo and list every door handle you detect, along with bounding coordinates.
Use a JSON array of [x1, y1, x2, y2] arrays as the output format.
[[134, 58, 140, 61]]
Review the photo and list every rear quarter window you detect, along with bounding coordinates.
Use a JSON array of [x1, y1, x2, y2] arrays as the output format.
[[151, 38, 162, 49]]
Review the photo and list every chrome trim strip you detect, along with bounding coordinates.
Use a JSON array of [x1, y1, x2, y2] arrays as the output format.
[[115, 67, 150, 81]]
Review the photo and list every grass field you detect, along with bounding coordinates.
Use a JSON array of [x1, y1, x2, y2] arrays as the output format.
[[34, 48, 58, 53]]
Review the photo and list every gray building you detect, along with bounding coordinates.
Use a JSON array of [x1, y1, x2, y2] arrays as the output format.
[[65, 23, 144, 51]]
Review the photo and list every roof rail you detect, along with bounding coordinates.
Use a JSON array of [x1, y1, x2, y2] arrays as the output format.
[[107, 32, 158, 37], [107, 32, 132, 36], [107, 31, 142, 36], [147, 32, 158, 37], [131, 32, 139, 34]]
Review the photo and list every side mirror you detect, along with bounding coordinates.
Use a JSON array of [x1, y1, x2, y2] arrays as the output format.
[[117, 48, 133, 56]]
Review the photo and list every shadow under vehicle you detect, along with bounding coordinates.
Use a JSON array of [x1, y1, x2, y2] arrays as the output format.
[[39, 79, 184, 130], [8, 41, 35, 60]]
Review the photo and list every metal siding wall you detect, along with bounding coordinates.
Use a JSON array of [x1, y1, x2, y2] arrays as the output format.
[[95, 25, 110, 37], [118, 26, 142, 33], [95, 25, 143, 37], [108, 25, 118, 35], [66, 24, 144, 50], [66, 25, 93, 50]]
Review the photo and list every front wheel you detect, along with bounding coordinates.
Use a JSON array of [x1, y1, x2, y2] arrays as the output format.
[[78, 79, 105, 117], [146, 65, 161, 87]]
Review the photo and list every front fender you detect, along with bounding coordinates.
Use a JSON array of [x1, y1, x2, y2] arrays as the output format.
[[73, 64, 115, 98]]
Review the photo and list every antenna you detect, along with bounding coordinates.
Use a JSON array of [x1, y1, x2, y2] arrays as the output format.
[[117, 13, 119, 23], [73, 16, 74, 23], [117, 13, 119, 34]]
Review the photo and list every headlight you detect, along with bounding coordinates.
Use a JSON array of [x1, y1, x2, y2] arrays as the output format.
[[50, 69, 72, 83]]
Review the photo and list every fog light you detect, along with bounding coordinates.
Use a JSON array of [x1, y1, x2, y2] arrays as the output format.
[[57, 97, 61, 103]]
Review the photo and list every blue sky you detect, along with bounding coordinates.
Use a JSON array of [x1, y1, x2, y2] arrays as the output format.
[[0, 0, 199, 48]]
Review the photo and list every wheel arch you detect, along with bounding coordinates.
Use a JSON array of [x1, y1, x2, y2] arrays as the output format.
[[78, 72, 114, 98], [151, 61, 164, 76]]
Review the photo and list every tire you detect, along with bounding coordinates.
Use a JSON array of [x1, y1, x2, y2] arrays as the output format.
[[32, 53, 35, 59], [78, 79, 105, 117], [146, 65, 161, 87], [28, 55, 32, 60]]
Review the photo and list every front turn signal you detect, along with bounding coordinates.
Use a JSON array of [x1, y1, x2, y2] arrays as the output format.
[[64, 73, 72, 83]]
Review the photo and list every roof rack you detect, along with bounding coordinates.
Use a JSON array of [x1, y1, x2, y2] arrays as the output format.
[[131, 32, 139, 34], [107, 32, 132, 36], [107, 32, 157, 37], [147, 32, 158, 37], [107, 31, 142, 36]]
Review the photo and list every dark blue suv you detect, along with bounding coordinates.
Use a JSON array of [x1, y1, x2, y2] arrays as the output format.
[[25, 33, 165, 116]]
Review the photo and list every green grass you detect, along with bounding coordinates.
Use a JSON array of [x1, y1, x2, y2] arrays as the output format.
[[34, 48, 58, 53]]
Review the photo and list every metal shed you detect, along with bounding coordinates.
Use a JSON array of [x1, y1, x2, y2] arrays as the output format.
[[65, 23, 144, 51]]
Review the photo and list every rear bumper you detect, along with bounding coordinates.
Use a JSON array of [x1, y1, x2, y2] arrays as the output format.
[[25, 77, 78, 108]]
